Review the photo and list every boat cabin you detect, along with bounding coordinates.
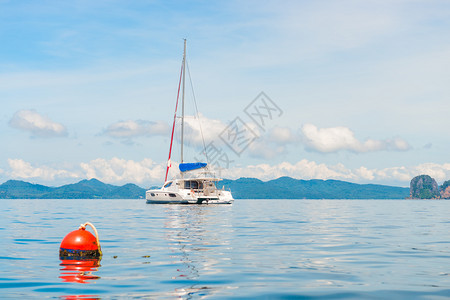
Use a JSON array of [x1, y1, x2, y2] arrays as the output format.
[[184, 180, 203, 190]]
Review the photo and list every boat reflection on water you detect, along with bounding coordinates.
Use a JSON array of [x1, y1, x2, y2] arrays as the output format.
[[59, 258, 101, 284], [163, 205, 236, 298]]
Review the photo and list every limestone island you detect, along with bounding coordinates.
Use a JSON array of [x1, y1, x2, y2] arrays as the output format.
[[409, 174, 450, 199]]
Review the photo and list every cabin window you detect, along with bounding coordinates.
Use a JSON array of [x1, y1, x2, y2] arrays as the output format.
[[169, 193, 177, 197], [150, 193, 155, 196], [184, 180, 201, 189]]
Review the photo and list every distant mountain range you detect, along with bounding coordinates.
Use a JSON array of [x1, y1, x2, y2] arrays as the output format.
[[0, 179, 147, 199], [0, 177, 409, 199], [221, 177, 409, 199]]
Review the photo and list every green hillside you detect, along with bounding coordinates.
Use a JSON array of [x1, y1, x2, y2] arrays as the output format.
[[0, 179, 146, 199], [0, 177, 409, 199], [220, 177, 409, 199]]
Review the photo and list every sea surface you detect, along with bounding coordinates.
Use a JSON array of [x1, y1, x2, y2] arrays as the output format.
[[0, 199, 449, 299]]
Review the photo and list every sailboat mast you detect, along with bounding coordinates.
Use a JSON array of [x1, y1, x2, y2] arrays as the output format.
[[181, 39, 186, 164]]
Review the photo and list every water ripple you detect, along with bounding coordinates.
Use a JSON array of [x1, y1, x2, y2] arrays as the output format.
[[0, 199, 449, 298]]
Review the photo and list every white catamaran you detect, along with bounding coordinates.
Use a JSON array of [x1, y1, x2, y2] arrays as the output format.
[[146, 40, 234, 204]]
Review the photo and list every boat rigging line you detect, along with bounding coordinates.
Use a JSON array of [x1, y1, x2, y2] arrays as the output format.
[[186, 59, 209, 166]]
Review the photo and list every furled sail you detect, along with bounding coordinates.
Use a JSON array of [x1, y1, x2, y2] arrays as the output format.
[[179, 162, 207, 172]]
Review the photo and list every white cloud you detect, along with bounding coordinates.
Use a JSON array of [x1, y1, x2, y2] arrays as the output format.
[[183, 114, 228, 147], [9, 109, 68, 138], [222, 160, 354, 181], [268, 127, 298, 144], [177, 117, 299, 160], [7, 159, 78, 181], [3, 158, 167, 186], [3, 158, 449, 187], [80, 157, 165, 185], [103, 120, 170, 138], [221, 160, 450, 186], [243, 126, 299, 159], [102, 114, 231, 147], [413, 163, 450, 183], [180, 120, 411, 160], [246, 138, 285, 160], [301, 124, 411, 153]]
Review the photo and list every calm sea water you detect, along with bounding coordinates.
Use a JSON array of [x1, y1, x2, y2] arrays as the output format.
[[0, 199, 449, 299]]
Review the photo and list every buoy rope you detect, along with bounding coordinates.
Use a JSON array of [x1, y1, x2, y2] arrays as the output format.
[[79, 222, 101, 253]]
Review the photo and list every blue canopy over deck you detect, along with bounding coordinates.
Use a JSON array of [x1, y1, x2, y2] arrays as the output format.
[[179, 162, 207, 172]]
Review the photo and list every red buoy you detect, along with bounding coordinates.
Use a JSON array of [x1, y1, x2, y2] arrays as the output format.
[[59, 222, 102, 259]]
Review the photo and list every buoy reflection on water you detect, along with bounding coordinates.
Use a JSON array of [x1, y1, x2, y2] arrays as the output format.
[[59, 258, 101, 283], [60, 294, 100, 300]]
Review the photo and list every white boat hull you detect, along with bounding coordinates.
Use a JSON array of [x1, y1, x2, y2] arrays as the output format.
[[146, 189, 233, 204]]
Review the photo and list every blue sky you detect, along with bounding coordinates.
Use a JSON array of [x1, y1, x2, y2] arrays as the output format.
[[1, 0, 449, 187]]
